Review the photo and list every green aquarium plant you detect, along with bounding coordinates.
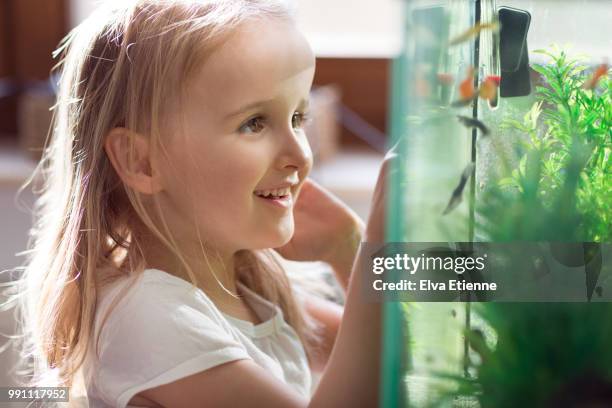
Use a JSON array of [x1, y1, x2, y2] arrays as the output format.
[[429, 48, 611, 407], [479, 47, 611, 242], [438, 302, 612, 408]]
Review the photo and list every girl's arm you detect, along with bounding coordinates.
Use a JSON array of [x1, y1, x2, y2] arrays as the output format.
[[305, 215, 364, 373], [327, 217, 365, 292], [302, 293, 343, 373], [137, 155, 392, 408]]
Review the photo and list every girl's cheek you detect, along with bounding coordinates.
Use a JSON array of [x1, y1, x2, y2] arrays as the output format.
[[207, 159, 259, 195]]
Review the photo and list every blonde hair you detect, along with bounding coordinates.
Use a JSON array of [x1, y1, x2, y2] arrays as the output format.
[[2, 0, 323, 393]]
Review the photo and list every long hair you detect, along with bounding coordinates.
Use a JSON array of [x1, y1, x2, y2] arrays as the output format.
[[2, 0, 322, 392]]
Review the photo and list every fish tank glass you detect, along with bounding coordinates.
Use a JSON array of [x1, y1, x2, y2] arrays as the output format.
[[383, 0, 611, 406]]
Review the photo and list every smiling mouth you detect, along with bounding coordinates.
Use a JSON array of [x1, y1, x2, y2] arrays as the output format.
[[253, 192, 290, 200], [253, 185, 294, 199], [253, 191, 293, 209]]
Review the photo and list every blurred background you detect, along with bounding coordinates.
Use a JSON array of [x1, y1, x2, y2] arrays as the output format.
[[0, 0, 402, 399]]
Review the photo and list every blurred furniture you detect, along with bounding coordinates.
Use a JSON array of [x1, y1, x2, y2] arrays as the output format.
[[18, 83, 55, 161], [0, 0, 67, 139], [313, 58, 390, 149]]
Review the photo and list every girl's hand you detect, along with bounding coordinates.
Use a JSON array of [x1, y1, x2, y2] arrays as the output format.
[[364, 142, 399, 243], [275, 178, 364, 274]]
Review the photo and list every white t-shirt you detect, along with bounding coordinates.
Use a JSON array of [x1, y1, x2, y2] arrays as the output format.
[[82, 268, 312, 408]]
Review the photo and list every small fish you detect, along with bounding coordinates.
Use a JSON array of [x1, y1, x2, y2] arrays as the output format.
[[479, 76, 499, 102], [459, 66, 475, 99], [583, 63, 609, 90], [442, 162, 475, 215], [437, 73, 455, 86], [486, 75, 501, 86], [450, 67, 476, 107], [449, 22, 501, 46], [457, 115, 490, 136]]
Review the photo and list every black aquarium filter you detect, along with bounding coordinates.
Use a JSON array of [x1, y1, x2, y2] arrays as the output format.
[[498, 6, 532, 97]]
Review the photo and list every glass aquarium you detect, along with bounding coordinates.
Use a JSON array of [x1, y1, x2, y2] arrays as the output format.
[[384, 0, 611, 406]]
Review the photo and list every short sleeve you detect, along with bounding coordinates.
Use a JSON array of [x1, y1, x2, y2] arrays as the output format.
[[92, 275, 250, 408]]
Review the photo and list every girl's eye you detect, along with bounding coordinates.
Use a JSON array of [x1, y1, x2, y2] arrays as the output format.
[[292, 112, 310, 130], [239, 116, 265, 134]]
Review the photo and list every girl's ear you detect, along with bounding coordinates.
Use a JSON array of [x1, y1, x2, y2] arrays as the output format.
[[104, 127, 164, 195]]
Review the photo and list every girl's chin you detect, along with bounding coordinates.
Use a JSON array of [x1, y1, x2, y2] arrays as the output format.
[[250, 227, 294, 249]]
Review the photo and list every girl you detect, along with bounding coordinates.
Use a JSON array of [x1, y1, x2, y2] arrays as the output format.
[[6, 0, 392, 406]]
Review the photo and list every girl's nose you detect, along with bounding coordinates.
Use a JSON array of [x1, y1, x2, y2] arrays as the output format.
[[276, 128, 313, 173]]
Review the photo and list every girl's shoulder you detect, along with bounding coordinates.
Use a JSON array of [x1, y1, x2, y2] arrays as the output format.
[[89, 267, 248, 369], [93, 268, 233, 341], [85, 268, 251, 408]]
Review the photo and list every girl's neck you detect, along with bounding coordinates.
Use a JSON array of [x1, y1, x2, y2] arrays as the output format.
[[141, 247, 261, 323], [118, 227, 266, 326], [137, 232, 241, 301]]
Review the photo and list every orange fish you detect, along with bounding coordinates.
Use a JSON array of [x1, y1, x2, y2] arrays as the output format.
[[452, 66, 476, 106], [479, 76, 499, 101], [459, 67, 475, 99], [583, 63, 609, 90]]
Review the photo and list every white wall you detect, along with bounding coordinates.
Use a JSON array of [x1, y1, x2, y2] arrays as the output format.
[[69, 0, 404, 58], [294, 0, 403, 57], [505, 0, 612, 61], [69, 0, 612, 60], [69, 0, 97, 27]]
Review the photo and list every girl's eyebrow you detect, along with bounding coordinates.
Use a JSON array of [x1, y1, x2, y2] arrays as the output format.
[[224, 99, 274, 120], [224, 97, 310, 120]]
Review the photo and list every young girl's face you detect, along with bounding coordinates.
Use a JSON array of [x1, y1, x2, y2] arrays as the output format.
[[157, 17, 315, 255]]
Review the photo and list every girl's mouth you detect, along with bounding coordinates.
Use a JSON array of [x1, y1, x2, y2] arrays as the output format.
[[253, 192, 292, 209]]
